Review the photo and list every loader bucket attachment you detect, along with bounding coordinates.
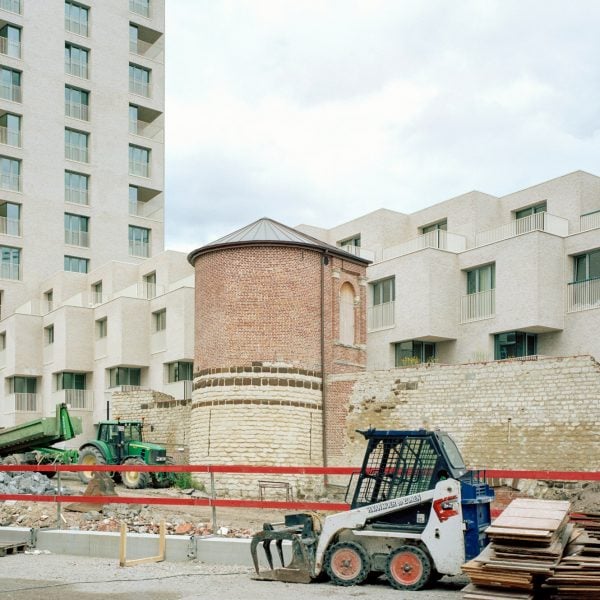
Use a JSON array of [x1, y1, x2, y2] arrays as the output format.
[[250, 515, 316, 584]]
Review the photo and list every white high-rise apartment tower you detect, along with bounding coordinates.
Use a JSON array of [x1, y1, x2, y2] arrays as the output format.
[[0, 0, 165, 318]]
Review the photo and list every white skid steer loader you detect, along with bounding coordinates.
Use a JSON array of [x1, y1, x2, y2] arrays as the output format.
[[251, 429, 494, 590]]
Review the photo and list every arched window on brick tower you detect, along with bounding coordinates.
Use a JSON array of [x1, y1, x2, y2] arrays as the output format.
[[339, 282, 355, 345]]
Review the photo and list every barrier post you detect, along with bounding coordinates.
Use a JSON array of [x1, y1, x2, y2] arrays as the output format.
[[210, 471, 217, 532], [56, 469, 62, 529]]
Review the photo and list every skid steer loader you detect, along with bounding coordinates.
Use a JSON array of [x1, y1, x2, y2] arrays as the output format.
[[251, 429, 494, 590]]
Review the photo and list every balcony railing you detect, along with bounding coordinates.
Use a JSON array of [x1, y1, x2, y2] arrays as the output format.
[[475, 212, 569, 247], [129, 240, 150, 257], [129, 159, 150, 177], [55, 389, 94, 410], [65, 229, 89, 247], [0, 262, 20, 280], [340, 245, 376, 261], [0, 125, 21, 147], [461, 289, 495, 323], [65, 186, 88, 205], [65, 17, 88, 37], [129, 78, 150, 97], [129, 38, 163, 61], [580, 211, 600, 232], [0, 216, 20, 235], [0, 172, 20, 191], [9, 393, 40, 412], [65, 143, 89, 163], [367, 301, 395, 331], [65, 101, 89, 121], [567, 277, 600, 313], [0, 82, 21, 102], [382, 230, 467, 262], [0, 36, 21, 58], [129, 199, 162, 220], [65, 59, 88, 79], [129, 0, 150, 17], [0, 0, 21, 15], [129, 118, 163, 141]]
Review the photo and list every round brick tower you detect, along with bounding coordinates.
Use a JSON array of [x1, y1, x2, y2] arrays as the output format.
[[187, 218, 368, 497]]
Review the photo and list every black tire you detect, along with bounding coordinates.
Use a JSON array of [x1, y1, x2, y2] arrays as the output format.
[[385, 545, 431, 591], [78, 446, 106, 484], [325, 541, 371, 586], [121, 457, 150, 489], [151, 457, 175, 488]]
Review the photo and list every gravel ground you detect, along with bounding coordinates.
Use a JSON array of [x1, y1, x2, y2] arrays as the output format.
[[0, 553, 468, 600]]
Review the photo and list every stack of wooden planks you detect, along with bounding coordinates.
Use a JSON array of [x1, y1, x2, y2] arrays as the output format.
[[542, 512, 600, 598], [462, 498, 571, 599]]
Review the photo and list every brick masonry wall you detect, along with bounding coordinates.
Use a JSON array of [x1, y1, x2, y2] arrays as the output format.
[[330, 355, 600, 472]]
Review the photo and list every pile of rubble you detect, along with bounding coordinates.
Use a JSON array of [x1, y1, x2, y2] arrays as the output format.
[[0, 470, 74, 497]]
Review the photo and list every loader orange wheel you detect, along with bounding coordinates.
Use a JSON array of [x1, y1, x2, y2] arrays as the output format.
[[386, 545, 431, 591], [324, 541, 370, 586]]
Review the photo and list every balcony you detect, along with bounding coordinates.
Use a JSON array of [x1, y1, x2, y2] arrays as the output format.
[[54, 389, 94, 410], [340, 245, 376, 261], [0, 0, 21, 15], [65, 59, 88, 79], [129, 118, 163, 141], [65, 186, 88, 205], [567, 278, 600, 313], [580, 211, 600, 232], [129, 0, 150, 18], [0, 261, 20, 280], [65, 229, 89, 247], [460, 289, 495, 323], [382, 230, 467, 262], [0, 215, 20, 235], [129, 240, 150, 258], [475, 212, 569, 247], [65, 143, 88, 163], [65, 100, 89, 121], [129, 78, 150, 98], [0, 36, 21, 59], [130, 37, 163, 62], [367, 300, 395, 331], [0, 125, 21, 147], [129, 159, 150, 178], [0, 172, 20, 191], [129, 197, 162, 220], [7, 393, 40, 412], [0, 82, 21, 103]]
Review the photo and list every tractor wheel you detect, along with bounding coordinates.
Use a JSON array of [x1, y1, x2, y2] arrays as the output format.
[[385, 545, 431, 591], [78, 447, 106, 484], [151, 457, 175, 489], [121, 457, 150, 489], [325, 541, 371, 586]]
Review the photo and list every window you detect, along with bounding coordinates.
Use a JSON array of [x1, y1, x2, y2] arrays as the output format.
[[395, 341, 436, 366], [65, 43, 89, 78], [0, 155, 20, 190], [45, 325, 54, 345], [129, 185, 140, 215], [64, 213, 89, 246], [129, 144, 150, 177], [0, 201, 20, 235], [129, 63, 150, 97], [0, 66, 21, 102], [0, 24, 20, 58], [44, 289, 53, 312], [64, 255, 88, 273], [129, 104, 138, 134], [91, 280, 102, 304], [153, 308, 166, 332], [372, 277, 395, 305], [338, 235, 360, 248], [515, 202, 546, 220], [10, 376, 36, 393], [109, 367, 141, 388], [129, 225, 150, 257], [0, 0, 21, 15], [339, 282, 355, 345], [96, 317, 107, 339], [65, 86, 89, 120], [129, 24, 139, 54], [494, 332, 537, 360], [143, 271, 156, 298], [574, 249, 600, 282], [129, 0, 150, 18], [65, 171, 89, 204], [421, 219, 447, 234], [167, 361, 192, 383], [0, 113, 21, 147], [467, 263, 495, 294], [0, 245, 19, 280], [65, 128, 89, 163], [0, 331, 5, 350], [65, 1, 89, 36], [57, 371, 86, 390]]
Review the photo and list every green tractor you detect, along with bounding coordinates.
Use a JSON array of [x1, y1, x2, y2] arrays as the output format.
[[78, 420, 174, 489]]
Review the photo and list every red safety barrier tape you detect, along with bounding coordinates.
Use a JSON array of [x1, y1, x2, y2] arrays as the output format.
[[485, 469, 600, 481]]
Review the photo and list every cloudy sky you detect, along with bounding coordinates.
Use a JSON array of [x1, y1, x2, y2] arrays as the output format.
[[164, 0, 600, 252]]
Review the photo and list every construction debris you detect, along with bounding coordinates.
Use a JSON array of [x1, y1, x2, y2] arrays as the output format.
[[0, 470, 74, 496]]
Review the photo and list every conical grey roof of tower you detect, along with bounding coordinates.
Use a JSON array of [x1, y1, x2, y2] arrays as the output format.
[[187, 217, 370, 265]]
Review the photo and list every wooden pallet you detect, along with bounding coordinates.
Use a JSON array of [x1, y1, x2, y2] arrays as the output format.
[[0, 540, 29, 557]]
